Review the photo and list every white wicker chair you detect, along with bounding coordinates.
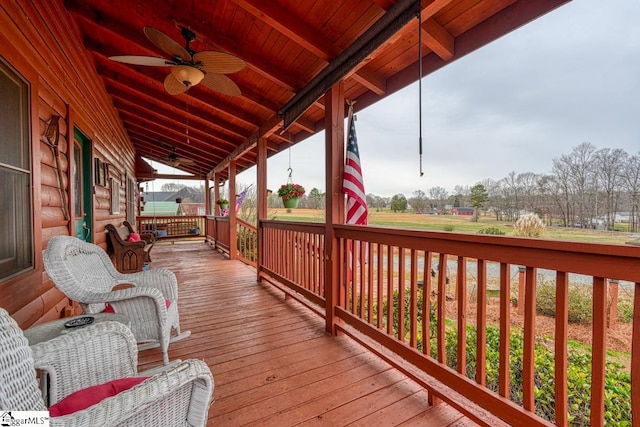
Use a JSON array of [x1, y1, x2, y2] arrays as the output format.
[[43, 235, 190, 365], [0, 308, 213, 426]]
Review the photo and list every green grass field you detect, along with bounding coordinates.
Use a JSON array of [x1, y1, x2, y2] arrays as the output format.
[[265, 208, 639, 245]]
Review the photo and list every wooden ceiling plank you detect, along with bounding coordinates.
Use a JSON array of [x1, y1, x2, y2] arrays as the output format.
[[97, 67, 251, 140], [112, 97, 241, 152], [119, 112, 231, 160], [230, 0, 339, 61], [103, 77, 247, 144]]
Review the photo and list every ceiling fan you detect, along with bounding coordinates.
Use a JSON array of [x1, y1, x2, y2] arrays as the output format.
[[110, 26, 246, 96], [163, 146, 195, 167]]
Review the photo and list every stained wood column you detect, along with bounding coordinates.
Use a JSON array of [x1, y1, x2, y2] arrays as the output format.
[[204, 178, 210, 216], [229, 160, 237, 260], [324, 81, 345, 335], [256, 137, 267, 279], [213, 172, 221, 216]]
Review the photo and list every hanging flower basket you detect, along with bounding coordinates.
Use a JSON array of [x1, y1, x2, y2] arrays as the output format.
[[216, 198, 229, 210], [277, 183, 305, 208]]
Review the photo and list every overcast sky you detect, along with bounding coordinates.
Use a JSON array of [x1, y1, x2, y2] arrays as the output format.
[[151, 0, 640, 199]]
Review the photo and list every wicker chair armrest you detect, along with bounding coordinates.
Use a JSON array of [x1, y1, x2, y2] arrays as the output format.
[[50, 360, 214, 427], [114, 268, 178, 302], [81, 288, 169, 324], [31, 321, 138, 404]]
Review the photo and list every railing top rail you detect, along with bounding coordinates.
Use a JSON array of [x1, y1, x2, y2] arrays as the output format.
[[333, 224, 640, 281], [261, 219, 325, 234], [237, 218, 257, 232]]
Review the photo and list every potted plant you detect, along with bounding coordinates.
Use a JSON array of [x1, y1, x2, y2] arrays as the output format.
[[277, 183, 305, 208], [216, 198, 229, 210]]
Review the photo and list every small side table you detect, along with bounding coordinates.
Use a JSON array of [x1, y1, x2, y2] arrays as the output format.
[[25, 313, 130, 405], [24, 313, 130, 346]]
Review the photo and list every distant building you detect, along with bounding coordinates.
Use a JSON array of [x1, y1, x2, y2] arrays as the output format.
[[451, 207, 474, 216]]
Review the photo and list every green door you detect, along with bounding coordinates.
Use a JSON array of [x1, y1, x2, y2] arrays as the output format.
[[72, 128, 92, 242]]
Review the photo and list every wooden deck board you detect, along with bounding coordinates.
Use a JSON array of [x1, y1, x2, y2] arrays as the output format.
[[140, 242, 479, 427]]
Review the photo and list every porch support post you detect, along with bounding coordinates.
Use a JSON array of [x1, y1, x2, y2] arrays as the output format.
[[324, 81, 345, 335], [256, 137, 268, 279], [204, 178, 211, 216], [214, 172, 221, 216], [229, 161, 237, 260]]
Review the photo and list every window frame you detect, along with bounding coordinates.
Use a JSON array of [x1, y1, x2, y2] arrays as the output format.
[[0, 57, 34, 282]]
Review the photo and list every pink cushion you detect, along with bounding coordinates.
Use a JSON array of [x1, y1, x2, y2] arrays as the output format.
[[49, 377, 148, 417], [127, 232, 141, 242], [103, 299, 170, 313]]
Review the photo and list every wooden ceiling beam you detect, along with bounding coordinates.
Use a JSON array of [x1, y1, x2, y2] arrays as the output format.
[[74, 13, 282, 114], [118, 111, 230, 160], [421, 18, 454, 61], [91, 52, 263, 130], [102, 77, 247, 143], [232, 0, 389, 96], [279, 0, 422, 129], [111, 96, 241, 151], [97, 66, 251, 139], [66, 0, 303, 92], [230, 0, 339, 61]]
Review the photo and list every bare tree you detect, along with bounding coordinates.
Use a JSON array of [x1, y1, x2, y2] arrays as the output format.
[[622, 153, 640, 232], [427, 186, 448, 211], [594, 148, 627, 229]]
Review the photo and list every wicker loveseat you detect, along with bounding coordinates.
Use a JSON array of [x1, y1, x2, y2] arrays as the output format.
[[105, 221, 155, 273], [43, 236, 190, 365], [0, 308, 213, 426]]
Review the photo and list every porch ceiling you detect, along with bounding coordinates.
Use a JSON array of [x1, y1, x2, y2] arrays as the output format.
[[66, 0, 569, 181]]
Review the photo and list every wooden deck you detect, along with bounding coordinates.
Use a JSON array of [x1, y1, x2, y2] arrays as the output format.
[[139, 242, 479, 427]]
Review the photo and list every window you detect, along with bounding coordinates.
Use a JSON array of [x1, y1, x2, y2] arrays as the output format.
[[0, 59, 33, 280]]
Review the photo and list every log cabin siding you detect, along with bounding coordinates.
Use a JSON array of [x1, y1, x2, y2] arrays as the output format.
[[0, 1, 135, 328]]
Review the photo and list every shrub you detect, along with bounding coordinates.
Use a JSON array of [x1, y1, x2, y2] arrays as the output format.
[[536, 280, 593, 323], [477, 227, 506, 235], [443, 225, 454, 232], [514, 213, 546, 237]]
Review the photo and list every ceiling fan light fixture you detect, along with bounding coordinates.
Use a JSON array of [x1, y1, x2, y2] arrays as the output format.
[[171, 65, 204, 87]]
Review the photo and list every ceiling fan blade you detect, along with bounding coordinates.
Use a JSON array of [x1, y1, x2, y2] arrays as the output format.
[[144, 26, 190, 61], [177, 157, 195, 164], [200, 73, 241, 96], [193, 51, 246, 74], [109, 55, 173, 66], [164, 73, 188, 95]]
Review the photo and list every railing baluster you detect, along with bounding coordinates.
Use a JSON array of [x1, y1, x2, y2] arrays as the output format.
[[398, 248, 406, 342], [476, 259, 487, 386], [410, 249, 418, 348], [555, 271, 569, 427], [591, 276, 607, 427], [376, 243, 383, 329], [457, 256, 467, 375], [632, 282, 640, 426], [499, 262, 511, 398], [437, 253, 447, 363], [387, 245, 393, 336], [423, 251, 432, 356], [523, 266, 537, 411], [368, 241, 374, 324], [359, 240, 366, 319]]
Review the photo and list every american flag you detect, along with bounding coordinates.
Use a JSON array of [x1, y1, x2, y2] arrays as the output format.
[[235, 188, 248, 214], [342, 104, 368, 225]]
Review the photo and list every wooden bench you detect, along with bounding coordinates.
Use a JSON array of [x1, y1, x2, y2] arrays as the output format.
[[105, 221, 155, 273]]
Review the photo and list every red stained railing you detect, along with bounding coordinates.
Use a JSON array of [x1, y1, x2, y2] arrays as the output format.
[[137, 215, 205, 239], [205, 216, 230, 254], [256, 220, 640, 426], [260, 220, 325, 307]]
